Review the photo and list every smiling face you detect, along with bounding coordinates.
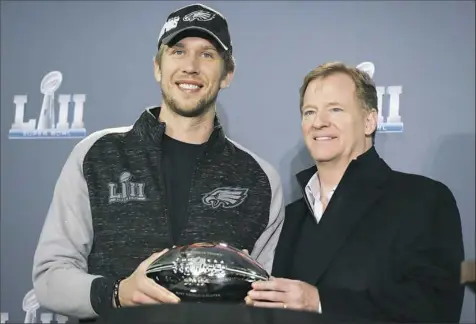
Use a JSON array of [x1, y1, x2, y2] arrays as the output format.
[[155, 36, 233, 118], [301, 72, 377, 165]]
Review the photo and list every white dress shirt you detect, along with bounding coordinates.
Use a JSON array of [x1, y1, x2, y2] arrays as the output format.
[[305, 172, 337, 223], [304, 172, 337, 313]]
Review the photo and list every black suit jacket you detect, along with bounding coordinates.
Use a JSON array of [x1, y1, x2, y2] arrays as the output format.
[[272, 147, 465, 323]]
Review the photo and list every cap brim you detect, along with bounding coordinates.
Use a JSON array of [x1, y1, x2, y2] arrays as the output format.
[[161, 26, 228, 51]]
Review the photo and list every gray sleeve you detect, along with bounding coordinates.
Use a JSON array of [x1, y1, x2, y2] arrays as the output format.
[[249, 160, 285, 275], [226, 139, 285, 275], [32, 129, 122, 319]]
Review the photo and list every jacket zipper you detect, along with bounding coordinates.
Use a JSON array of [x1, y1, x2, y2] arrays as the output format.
[[180, 144, 210, 242], [156, 133, 175, 247]]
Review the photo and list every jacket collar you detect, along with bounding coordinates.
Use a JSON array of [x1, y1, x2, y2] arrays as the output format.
[[131, 106, 227, 152], [290, 146, 392, 284], [296, 146, 385, 193]]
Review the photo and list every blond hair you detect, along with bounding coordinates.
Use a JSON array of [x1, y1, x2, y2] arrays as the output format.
[[299, 62, 378, 141]]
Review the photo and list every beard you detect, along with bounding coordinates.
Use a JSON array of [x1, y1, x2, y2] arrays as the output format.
[[161, 84, 219, 118]]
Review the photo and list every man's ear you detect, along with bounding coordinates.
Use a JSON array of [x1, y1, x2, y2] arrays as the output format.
[[364, 108, 378, 136], [220, 70, 234, 89], [153, 57, 161, 83]]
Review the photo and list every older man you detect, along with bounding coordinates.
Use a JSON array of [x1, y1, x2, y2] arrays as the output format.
[[247, 62, 465, 322]]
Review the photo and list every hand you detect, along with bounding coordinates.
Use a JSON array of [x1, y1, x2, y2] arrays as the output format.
[[245, 277, 320, 312], [116, 249, 181, 307]]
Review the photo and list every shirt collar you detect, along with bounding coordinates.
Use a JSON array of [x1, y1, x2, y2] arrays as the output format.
[[305, 172, 337, 204]]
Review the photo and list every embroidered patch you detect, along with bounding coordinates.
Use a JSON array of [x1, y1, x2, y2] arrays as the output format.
[[202, 187, 248, 209]]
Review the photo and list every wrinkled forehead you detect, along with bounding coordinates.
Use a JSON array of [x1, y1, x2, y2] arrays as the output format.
[[303, 75, 358, 108], [166, 30, 223, 53], [310, 74, 356, 93]]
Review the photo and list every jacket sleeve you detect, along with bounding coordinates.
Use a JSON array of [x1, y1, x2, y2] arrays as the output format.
[[32, 132, 115, 319], [250, 163, 285, 275], [318, 181, 465, 322]]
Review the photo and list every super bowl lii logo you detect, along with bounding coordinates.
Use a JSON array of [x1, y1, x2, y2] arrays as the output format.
[[8, 71, 87, 139], [356, 62, 404, 133], [1, 289, 69, 323]]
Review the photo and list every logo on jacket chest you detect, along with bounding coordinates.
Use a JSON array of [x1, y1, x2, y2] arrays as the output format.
[[202, 187, 248, 209], [108, 172, 147, 203]]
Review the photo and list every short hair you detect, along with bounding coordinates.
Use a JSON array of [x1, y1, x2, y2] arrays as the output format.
[[299, 61, 378, 141]]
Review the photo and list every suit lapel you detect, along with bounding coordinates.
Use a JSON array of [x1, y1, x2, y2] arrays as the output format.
[[292, 147, 391, 285], [303, 181, 385, 284], [272, 201, 307, 278]]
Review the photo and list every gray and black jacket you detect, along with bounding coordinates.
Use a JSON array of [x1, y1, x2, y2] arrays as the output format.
[[32, 107, 285, 319]]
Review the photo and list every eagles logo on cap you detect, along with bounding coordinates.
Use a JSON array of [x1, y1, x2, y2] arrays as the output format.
[[183, 10, 216, 22], [157, 3, 232, 53]]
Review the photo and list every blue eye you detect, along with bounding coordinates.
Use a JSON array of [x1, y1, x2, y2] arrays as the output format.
[[303, 110, 315, 116], [331, 107, 342, 112], [172, 50, 184, 55]]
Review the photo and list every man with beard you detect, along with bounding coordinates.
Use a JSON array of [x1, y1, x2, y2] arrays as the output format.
[[32, 3, 284, 322]]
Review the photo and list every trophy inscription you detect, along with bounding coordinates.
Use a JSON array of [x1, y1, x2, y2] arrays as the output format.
[[146, 242, 269, 302]]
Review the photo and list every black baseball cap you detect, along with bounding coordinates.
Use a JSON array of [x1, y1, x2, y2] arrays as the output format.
[[157, 3, 232, 53]]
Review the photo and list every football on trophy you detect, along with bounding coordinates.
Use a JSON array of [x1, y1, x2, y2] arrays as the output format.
[[145, 242, 269, 302]]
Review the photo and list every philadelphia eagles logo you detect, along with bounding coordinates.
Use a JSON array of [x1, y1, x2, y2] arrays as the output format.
[[183, 10, 216, 22], [202, 187, 249, 209]]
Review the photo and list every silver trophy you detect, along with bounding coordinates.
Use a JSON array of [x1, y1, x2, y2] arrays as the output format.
[[146, 242, 269, 303]]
